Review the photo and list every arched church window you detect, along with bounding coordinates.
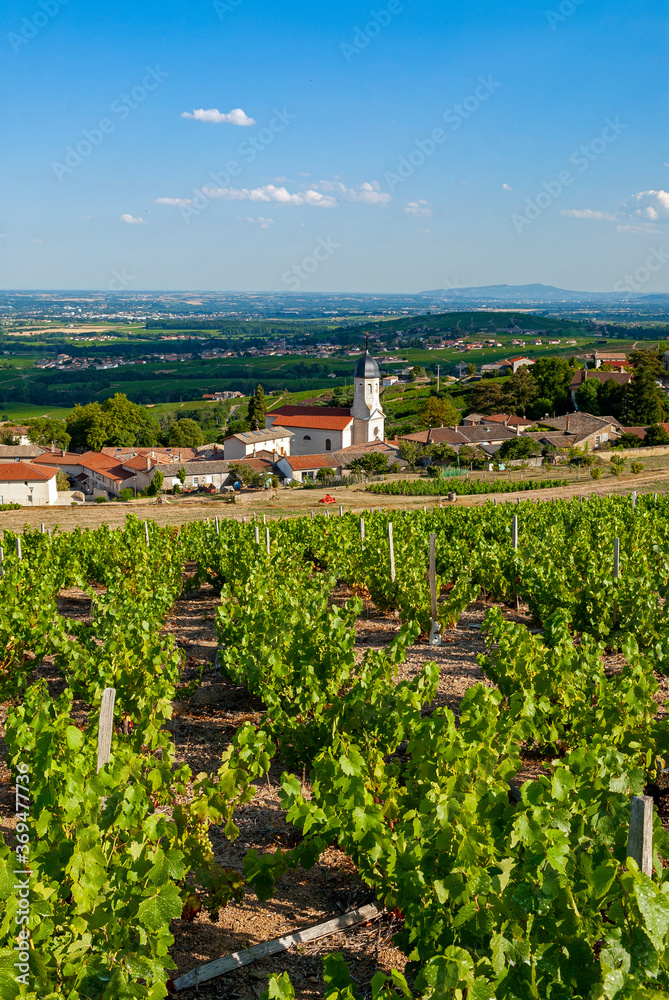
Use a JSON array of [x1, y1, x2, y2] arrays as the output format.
[[325, 439, 332, 451], [303, 435, 311, 441], [367, 384, 372, 395]]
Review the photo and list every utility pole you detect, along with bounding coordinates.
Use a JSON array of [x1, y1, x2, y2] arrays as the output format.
[[437, 365, 440, 393]]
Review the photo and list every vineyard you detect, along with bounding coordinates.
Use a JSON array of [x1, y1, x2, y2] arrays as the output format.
[[2, 497, 669, 999]]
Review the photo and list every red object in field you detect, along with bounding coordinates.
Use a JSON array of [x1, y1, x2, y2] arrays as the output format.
[[320, 494, 337, 504]]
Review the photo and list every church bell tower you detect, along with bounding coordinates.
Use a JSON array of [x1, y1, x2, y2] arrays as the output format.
[[351, 339, 385, 445]]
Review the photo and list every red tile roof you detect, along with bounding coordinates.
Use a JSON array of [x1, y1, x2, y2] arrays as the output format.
[[31, 451, 84, 465], [282, 454, 341, 470], [269, 405, 351, 417], [270, 414, 353, 431], [0, 461, 57, 482], [122, 455, 156, 472]]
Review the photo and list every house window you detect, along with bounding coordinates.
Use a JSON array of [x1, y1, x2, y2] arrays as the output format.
[[325, 438, 332, 451], [192, 477, 199, 486], [303, 435, 311, 441]]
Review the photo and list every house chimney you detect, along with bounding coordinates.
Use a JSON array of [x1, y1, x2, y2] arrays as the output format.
[[61, 448, 66, 457], [566, 414, 571, 432], [146, 457, 151, 471]]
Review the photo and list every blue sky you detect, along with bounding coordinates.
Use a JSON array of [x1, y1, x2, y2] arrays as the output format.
[[1, 0, 667, 292]]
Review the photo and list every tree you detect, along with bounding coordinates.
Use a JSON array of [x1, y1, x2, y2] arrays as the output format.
[[470, 381, 506, 415], [610, 455, 626, 476], [26, 418, 71, 450], [168, 419, 204, 447], [410, 366, 422, 382], [177, 467, 186, 484], [574, 380, 601, 416], [425, 442, 458, 465], [503, 366, 537, 415], [497, 435, 542, 460], [628, 348, 663, 378], [398, 440, 422, 466], [614, 432, 642, 449], [624, 368, 666, 425], [420, 395, 460, 428], [120, 487, 135, 501], [247, 385, 267, 430], [56, 470, 70, 491], [631, 461, 645, 474], [229, 463, 264, 488], [530, 357, 573, 412], [466, 363, 477, 377], [0, 430, 18, 446], [346, 453, 389, 474], [316, 467, 335, 481], [646, 424, 669, 446], [458, 445, 487, 470], [66, 394, 158, 451], [147, 470, 164, 496]]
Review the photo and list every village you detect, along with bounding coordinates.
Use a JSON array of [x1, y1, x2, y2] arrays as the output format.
[[1, 346, 669, 508]]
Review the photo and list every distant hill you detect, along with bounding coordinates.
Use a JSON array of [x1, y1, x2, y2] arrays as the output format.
[[419, 284, 666, 303], [365, 310, 589, 336]]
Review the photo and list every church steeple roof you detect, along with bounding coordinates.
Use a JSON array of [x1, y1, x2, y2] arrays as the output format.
[[354, 337, 380, 378]]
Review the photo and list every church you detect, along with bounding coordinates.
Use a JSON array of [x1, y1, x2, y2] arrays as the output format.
[[265, 348, 386, 457]]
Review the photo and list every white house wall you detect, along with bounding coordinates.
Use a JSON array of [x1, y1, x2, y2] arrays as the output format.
[[0, 478, 57, 506], [289, 425, 352, 456]]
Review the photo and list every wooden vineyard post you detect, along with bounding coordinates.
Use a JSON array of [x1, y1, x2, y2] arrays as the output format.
[[512, 515, 520, 611], [16, 537, 22, 561], [339, 505, 343, 517], [215, 517, 220, 534], [627, 795, 653, 876], [145, 522, 150, 546], [614, 538, 620, 580], [265, 527, 271, 555], [0, 545, 4, 577], [310, 510, 314, 520], [429, 532, 441, 646], [96, 688, 116, 773], [40, 523, 45, 534], [254, 525, 260, 546], [242, 516, 247, 524], [388, 522, 396, 583], [632, 491, 637, 511], [360, 517, 365, 552]]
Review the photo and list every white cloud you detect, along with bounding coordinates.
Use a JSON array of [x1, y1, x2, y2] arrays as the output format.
[[627, 190, 669, 222], [30, 238, 44, 244], [318, 179, 391, 205], [561, 209, 616, 221], [502, 183, 513, 191], [246, 216, 274, 228], [405, 199, 433, 217], [202, 184, 337, 207], [181, 107, 255, 126], [119, 214, 146, 225], [154, 197, 194, 207]]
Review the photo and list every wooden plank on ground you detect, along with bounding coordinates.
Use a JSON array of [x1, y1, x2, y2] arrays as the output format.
[[172, 903, 380, 991]]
